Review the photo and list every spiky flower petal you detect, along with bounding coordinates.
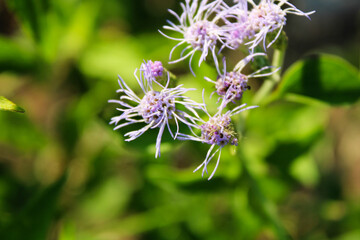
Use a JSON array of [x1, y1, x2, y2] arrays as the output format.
[[178, 96, 258, 180], [224, 0, 315, 51], [160, 0, 230, 74], [205, 53, 279, 108], [109, 62, 202, 158]]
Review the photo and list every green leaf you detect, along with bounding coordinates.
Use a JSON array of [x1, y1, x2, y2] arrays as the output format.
[[277, 54, 360, 105], [0, 96, 25, 113]]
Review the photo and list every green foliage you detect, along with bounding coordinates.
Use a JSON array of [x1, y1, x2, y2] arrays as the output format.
[[277, 54, 360, 105]]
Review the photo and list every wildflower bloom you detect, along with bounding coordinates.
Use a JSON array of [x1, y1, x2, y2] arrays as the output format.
[[205, 53, 279, 107], [223, 0, 314, 51], [222, 21, 253, 49], [215, 71, 249, 101], [178, 94, 258, 180], [159, 0, 229, 74], [245, 0, 315, 51], [109, 67, 202, 158], [220, 1, 253, 49]]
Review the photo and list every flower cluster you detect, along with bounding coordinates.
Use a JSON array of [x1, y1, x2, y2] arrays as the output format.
[[205, 53, 279, 107], [159, 0, 228, 74], [109, 0, 314, 180], [161, 0, 314, 69], [243, 0, 315, 51]]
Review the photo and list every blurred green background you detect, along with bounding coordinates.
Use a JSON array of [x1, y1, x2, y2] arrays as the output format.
[[0, 0, 360, 239]]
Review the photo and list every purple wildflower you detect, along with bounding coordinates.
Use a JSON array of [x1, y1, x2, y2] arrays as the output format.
[[215, 71, 249, 101], [159, 0, 228, 74], [178, 94, 258, 180], [109, 67, 202, 158], [222, 0, 314, 51], [222, 21, 253, 49], [205, 53, 279, 108], [220, 1, 253, 49], [245, 0, 315, 51]]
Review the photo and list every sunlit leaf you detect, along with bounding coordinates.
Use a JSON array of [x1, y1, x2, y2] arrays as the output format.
[[0, 96, 25, 113], [277, 54, 360, 105]]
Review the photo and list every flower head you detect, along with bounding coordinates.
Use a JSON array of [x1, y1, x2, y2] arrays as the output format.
[[178, 94, 258, 180], [200, 113, 238, 147], [223, 21, 254, 49], [139, 90, 175, 125], [160, 0, 228, 74], [205, 53, 279, 107], [223, 0, 314, 51], [220, 2, 252, 49], [245, 0, 315, 50], [215, 71, 249, 102], [109, 64, 202, 158]]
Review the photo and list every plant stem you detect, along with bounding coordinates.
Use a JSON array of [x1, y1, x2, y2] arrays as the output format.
[[252, 48, 286, 105]]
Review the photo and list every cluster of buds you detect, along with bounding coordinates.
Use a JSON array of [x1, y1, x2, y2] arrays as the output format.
[[140, 60, 164, 81], [109, 0, 314, 180]]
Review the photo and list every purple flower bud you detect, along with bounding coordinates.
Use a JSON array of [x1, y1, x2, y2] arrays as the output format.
[[141, 60, 164, 80]]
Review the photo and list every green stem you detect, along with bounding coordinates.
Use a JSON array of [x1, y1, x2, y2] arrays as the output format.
[[252, 48, 286, 105]]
